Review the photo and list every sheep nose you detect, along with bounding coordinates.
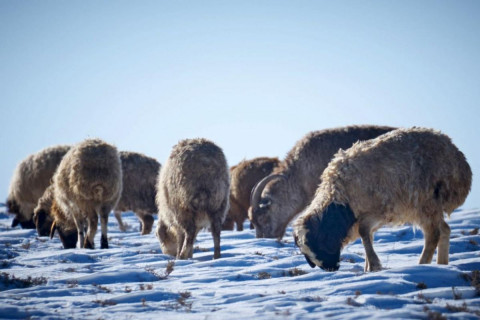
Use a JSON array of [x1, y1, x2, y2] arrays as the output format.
[[319, 264, 339, 272]]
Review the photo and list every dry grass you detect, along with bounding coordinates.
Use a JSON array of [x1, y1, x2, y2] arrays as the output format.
[[416, 282, 428, 290], [0, 272, 47, 290]]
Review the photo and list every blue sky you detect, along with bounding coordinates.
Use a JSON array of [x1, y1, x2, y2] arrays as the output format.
[[1, 1, 479, 209]]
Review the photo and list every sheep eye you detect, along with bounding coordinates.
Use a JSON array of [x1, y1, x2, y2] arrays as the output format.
[[259, 197, 271, 209]]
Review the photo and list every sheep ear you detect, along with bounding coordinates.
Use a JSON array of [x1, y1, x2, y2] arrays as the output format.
[[50, 221, 57, 239], [304, 254, 317, 268], [11, 217, 19, 228]]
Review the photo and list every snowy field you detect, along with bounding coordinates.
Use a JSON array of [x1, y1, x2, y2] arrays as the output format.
[[0, 207, 479, 319]]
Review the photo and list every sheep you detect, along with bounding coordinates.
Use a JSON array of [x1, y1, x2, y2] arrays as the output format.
[[6, 145, 71, 229], [34, 151, 160, 239], [33, 184, 55, 237], [294, 127, 472, 272], [33, 184, 79, 248], [51, 139, 122, 249], [155, 138, 230, 259], [249, 125, 395, 239], [114, 151, 161, 235], [37, 185, 77, 249], [223, 157, 280, 231]]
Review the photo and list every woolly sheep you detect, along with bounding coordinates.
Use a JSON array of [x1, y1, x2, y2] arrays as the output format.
[[249, 125, 395, 239], [33, 184, 77, 248], [33, 184, 55, 237], [294, 127, 472, 272], [34, 151, 161, 240], [7, 145, 71, 229], [114, 151, 161, 235], [155, 138, 230, 259], [51, 139, 122, 249], [223, 157, 280, 231]]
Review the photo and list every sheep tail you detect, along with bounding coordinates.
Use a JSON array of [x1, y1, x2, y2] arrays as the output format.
[[92, 184, 105, 201], [190, 189, 210, 211]]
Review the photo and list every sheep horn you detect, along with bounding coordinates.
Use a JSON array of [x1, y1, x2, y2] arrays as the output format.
[[50, 221, 57, 239], [250, 174, 287, 209]]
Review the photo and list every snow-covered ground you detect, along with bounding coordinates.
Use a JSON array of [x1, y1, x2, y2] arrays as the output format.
[[0, 207, 479, 319]]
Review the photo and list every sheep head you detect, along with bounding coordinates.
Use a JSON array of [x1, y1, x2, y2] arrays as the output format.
[[33, 208, 54, 237], [249, 174, 294, 239], [49, 200, 77, 249], [294, 202, 356, 271], [50, 221, 78, 249], [7, 198, 36, 229]]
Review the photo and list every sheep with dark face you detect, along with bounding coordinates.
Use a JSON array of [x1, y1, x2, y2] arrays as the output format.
[[51, 139, 122, 249], [114, 151, 161, 235], [33, 184, 55, 237], [249, 125, 395, 239], [155, 138, 229, 259], [223, 157, 280, 231], [33, 184, 78, 248], [294, 127, 472, 272], [7, 145, 70, 229]]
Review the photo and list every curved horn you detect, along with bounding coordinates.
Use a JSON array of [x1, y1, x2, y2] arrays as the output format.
[[249, 174, 287, 208], [50, 221, 57, 239]]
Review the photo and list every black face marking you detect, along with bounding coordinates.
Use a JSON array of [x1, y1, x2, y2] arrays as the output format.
[[35, 210, 50, 236], [318, 251, 341, 271], [303, 254, 316, 268], [57, 229, 78, 249], [19, 217, 36, 229], [6, 199, 20, 214], [304, 203, 356, 271], [11, 218, 20, 228]]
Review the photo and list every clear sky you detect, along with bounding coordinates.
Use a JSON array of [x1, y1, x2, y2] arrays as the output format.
[[1, 1, 479, 209]]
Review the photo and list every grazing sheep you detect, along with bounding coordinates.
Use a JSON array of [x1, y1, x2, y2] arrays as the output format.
[[51, 139, 122, 249], [249, 125, 395, 239], [33, 185, 55, 237], [49, 188, 78, 249], [33, 184, 80, 248], [35, 151, 160, 239], [155, 138, 230, 259], [6, 145, 71, 229], [294, 127, 472, 272], [114, 151, 161, 235], [223, 157, 280, 231]]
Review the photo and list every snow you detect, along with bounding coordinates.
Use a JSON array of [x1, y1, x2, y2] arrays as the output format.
[[0, 208, 479, 319]]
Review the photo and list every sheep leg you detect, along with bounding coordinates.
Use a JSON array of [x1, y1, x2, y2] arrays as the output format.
[[235, 216, 244, 232], [114, 211, 126, 232], [419, 223, 441, 264], [222, 216, 235, 231], [359, 223, 381, 272], [72, 215, 86, 249], [100, 213, 109, 249], [136, 211, 154, 235], [178, 225, 196, 260], [211, 219, 222, 259], [437, 220, 451, 264], [84, 214, 98, 249]]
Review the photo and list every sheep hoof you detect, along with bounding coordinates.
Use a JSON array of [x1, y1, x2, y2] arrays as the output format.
[[366, 264, 382, 272], [84, 239, 94, 249], [101, 235, 109, 249]]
